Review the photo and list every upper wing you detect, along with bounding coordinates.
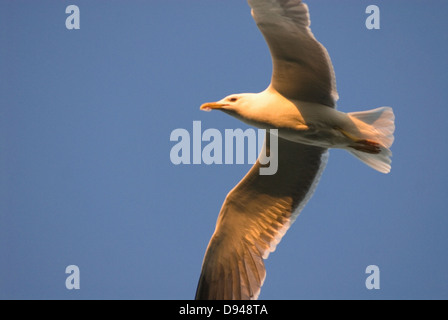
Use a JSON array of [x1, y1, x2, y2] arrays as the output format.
[[195, 134, 328, 300], [248, 0, 338, 107]]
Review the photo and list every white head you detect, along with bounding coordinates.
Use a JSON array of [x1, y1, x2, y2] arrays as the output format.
[[200, 93, 257, 119]]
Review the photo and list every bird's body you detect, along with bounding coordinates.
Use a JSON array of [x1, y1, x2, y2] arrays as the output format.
[[209, 90, 350, 147], [195, 0, 395, 300], [203, 87, 394, 169]]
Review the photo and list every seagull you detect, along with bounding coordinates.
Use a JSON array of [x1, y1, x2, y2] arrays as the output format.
[[195, 0, 395, 300]]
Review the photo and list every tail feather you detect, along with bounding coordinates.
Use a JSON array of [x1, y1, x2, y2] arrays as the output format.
[[347, 107, 395, 174], [349, 147, 392, 174]]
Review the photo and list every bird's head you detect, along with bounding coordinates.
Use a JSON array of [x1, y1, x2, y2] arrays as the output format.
[[200, 93, 255, 118]]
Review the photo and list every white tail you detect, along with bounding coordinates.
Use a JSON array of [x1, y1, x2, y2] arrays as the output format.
[[347, 107, 395, 174]]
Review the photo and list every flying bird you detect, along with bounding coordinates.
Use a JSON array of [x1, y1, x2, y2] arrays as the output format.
[[195, 0, 395, 300]]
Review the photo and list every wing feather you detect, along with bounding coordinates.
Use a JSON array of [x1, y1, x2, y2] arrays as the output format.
[[248, 0, 338, 107], [195, 134, 328, 300]]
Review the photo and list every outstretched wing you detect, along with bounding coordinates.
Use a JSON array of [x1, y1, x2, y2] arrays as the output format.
[[249, 0, 338, 107], [195, 134, 328, 299]]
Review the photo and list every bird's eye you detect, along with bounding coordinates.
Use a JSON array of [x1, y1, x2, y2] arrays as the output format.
[[229, 97, 238, 102]]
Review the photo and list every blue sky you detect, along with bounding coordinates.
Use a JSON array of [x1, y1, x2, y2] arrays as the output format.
[[1, 0, 448, 299]]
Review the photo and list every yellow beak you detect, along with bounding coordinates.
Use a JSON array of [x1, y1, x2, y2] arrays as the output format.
[[200, 102, 227, 112]]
